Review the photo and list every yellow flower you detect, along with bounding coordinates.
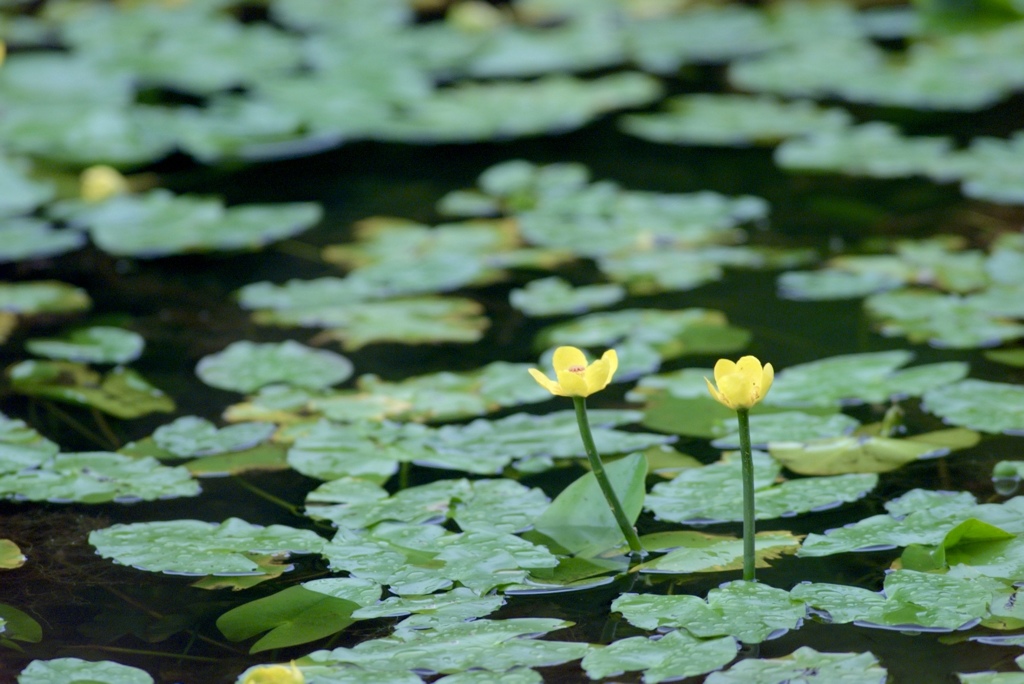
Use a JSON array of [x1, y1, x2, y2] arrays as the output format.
[[0, 41, 6, 67], [242, 662, 304, 684], [705, 356, 774, 410], [529, 346, 618, 397], [80, 165, 130, 202]]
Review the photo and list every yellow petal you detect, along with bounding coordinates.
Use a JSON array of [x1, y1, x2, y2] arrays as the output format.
[[80, 165, 129, 203], [528, 368, 566, 396], [600, 349, 618, 384], [556, 368, 589, 396], [584, 358, 610, 393], [760, 363, 774, 399], [735, 356, 763, 382], [718, 372, 749, 408], [705, 377, 731, 408], [713, 358, 737, 384], [552, 346, 587, 372]]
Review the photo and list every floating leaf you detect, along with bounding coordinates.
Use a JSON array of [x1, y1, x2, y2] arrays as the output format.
[[353, 587, 504, 630], [310, 297, 490, 350], [0, 219, 85, 263], [614, 581, 806, 643], [924, 380, 1024, 434], [196, 340, 353, 393], [509, 277, 625, 317], [0, 603, 41, 644], [711, 411, 860, 449], [646, 452, 877, 524], [434, 669, 542, 684], [0, 281, 90, 315], [217, 578, 380, 653], [533, 453, 647, 556], [50, 191, 322, 258], [635, 530, 803, 574], [0, 540, 26, 570], [0, 155, 56, 218], [767, 350, 969, 409], [152, 416, 276, 458], [89, 518, 326, 576], [770, 428, 980, 475], [582, 629, 738, 683], [621, 94, 852, 147], [0, 413, 59, 474], [866, 289, 1024, 349], [17, 658, 152, 684], [8, 361, 175, 419], [778, 269, 905, 301], [25, 326, 144, 364], [0, 452, 199, 504], [705, 646, 888, 684]]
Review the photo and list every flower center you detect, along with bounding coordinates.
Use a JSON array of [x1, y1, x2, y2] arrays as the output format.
[[567, 365, 586, 375]]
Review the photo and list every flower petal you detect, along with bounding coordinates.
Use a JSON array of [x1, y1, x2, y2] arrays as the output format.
[[552, 346, 587, 373], [713, 358, 737, 383], [705, 377, 731, 408], [718, 371, 750, 408], [761, 363, 774, 399], [529, 368, 566, 396], [556, 368, 590, 396], [600, 349, 618, 384]]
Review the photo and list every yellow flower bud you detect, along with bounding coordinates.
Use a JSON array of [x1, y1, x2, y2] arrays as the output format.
[[705, 356, 774, 410], [529, 346, 618, 398], [80, 165, 129, 203], [241, 661, 304, 684]]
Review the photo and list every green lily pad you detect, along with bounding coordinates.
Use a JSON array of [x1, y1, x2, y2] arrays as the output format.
[[162, 96, 305, 163], [766, 350, 969, 409], [301, 618, 590, 675], [0, 154, 56, 218], [866, 289, 1024, 349], [89, 517, 326, 576], [646, 452, 877, 524], [775, 123, 954, 178], [196, 340, 354, 393], [770, 428, 980, 475], [582, 629, 738, 683], [434, 670, 542, 684], [217, 577, 380, 653], [614, 580, 806, 643], [509, 277, 625, 316], [799, 490, 1024, 557], [985, 349, 1024, 367], [17, 658, 153, 684], [0, 539, 26, 569], [778, 269, 906, 300], [152, 416, 276, 458], [0, 413, 59, 474], [537, 308, 750, 361], [621, 94, 852, 147], [0, 219, 85, 263], [793, 569, 993, 630], [373, 72, 662, 143], [50, 190, 322, 258], [0, 281, 91, 314], [0, 451, 198, 503], [712, 411, 860, 449], [0, 602, 41, 644], [8, 361, 175, 419], [25, 326, 144, 364], [636, 530, 803, 574], [533, 453, 647, 556], [353, 587, 504, 629], [923, 379, 1024, 434], [705, 647, 887, 684]]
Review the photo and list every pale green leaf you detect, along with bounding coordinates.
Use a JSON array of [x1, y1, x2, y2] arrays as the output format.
[[705, 646, 887, 684], [26, 326, 144, 364], [582, 629, 738, 683], [196, 340, 353, 393]]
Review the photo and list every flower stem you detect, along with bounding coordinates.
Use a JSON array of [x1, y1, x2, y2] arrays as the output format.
[[572, 396, 644, 556], [737, 408, 756, 582]]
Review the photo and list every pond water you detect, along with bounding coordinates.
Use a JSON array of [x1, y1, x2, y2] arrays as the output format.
[[4, 2, 1024, 684]]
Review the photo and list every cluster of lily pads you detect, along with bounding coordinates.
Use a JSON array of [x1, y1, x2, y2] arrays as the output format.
[[3, 0, 1024, 683]]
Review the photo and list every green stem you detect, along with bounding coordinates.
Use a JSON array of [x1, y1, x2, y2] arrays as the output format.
[[737, 408, 755, 582], [232, 476, 302, 517], [572, 396, 644, 556]]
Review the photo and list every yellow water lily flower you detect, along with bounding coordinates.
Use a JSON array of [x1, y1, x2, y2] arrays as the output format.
[[80, 165, 130, 203], [242, 661, 304, 684], [529, 346, 618, 397], [705, 355, 774, 410]]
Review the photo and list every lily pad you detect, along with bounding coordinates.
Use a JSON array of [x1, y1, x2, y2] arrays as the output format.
[[705, 647, 888, 684], [0, 219, 85, 263], [778, 269, 906, 300], [0, 452, 198, 504], [636, 530, 803, 574], [17, 658, 153, 684], [582, 629, 738, 684], [25, 326, 144, 364], [8, 361, 175, 419], [866, 289, 1024, 349], [0, 413, 59, 474], [352, 587, 504, 629], [196, 340, 354, 393], [621, 94, 853, 147], [509, 277, 626, 316], [646, 452, 877, 524], [0, 155, 56, 218], [0, 281, 91, 315], [0, 539, 26, 569], [89, 517, 326, 576], [152, 416, 276, 458], [766, 350, 969, 409], [923, 379, 1024, 434], [614, 580, 806, 643], [50, 190, 322, 258]]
